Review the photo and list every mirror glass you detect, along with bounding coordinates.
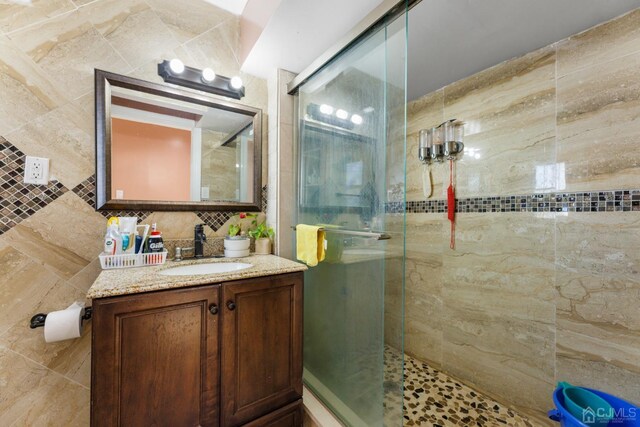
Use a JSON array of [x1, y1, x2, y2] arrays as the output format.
[[95, 70, 262, 212], [110, 86, 255, 203]]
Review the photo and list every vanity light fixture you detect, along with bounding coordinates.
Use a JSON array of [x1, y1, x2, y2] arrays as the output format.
[[201, 67, 216, 82], [335, 109, 349, 120], [351, 114, 363, 125], [319, 104, 334, 115], [230, 76, 243, 90], [158, 59, 245, 100], [169, 58, 185, 74], [306, 103, 356, 129]]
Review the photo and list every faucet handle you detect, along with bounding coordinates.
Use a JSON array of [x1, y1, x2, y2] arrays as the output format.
[[174, 246, 194, 261]]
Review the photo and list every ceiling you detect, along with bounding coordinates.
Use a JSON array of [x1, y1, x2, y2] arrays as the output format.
[[204, 0, 248, 15], [408, 0, 640, 100], [242, 0, 640, 100], [241, 0, 384, 78]]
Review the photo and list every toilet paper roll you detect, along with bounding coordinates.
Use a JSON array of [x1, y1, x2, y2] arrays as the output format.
[[44, 302, 84, 343]]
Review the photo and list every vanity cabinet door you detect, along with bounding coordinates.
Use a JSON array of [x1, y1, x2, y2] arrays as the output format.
[[241, 400, 303, 427], [91, 285, 220, 427], [220, 272, 303, 426]]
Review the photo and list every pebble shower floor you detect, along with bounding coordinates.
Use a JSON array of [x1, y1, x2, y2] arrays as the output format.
[[383, 347, 537, 426]]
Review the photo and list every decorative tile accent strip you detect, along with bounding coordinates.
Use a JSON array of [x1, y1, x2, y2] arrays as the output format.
[[0, 138, 68, 235], [197, 211, 234, 231], [70, 174, 96, 205], [198, 185, 268, 232], [387, 190, 640, 214], [261, 185, 268, 212], [71, 175, 152, 221]]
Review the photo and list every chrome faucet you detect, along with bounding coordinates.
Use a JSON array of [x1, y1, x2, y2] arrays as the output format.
[[194, 224, 206, 258]]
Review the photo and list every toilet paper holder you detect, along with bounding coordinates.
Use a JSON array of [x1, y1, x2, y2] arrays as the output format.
[[29, 307, 92, 329]]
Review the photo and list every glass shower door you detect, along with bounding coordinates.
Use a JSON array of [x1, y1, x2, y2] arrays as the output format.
[[296, 9, 407, 427]]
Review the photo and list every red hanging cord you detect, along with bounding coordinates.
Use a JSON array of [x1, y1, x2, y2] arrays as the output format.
[[447, 159, 456, 249]]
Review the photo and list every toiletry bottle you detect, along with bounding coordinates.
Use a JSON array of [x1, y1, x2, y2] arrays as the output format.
[[145, 223, 164, 263], [104, 223, 119, 255], [104, 217, 121, 255]]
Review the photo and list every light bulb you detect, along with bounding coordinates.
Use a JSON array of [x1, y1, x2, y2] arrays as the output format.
[[319, 104, 334, 115], [169, 58, 185, 74], [336, 109, 348, 120], [230, 76, 243, 89], [351, 114, 363, 125], [201, 68, 216, 82]]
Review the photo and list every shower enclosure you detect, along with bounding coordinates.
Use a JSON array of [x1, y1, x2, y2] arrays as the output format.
[[293, 5, 408, 426]]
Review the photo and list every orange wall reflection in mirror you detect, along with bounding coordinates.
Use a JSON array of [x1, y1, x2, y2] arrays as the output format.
[[111, 118, 191, 201]]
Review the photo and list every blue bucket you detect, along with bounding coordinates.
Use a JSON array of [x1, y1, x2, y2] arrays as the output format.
[[549, 386, 640, 427]]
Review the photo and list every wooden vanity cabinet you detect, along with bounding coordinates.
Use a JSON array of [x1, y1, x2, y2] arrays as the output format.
[[91, 272, 303, 427]]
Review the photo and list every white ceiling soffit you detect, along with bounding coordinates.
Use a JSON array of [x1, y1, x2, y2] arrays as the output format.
[[408, 0, 640, 100], [241, 0, 385, 79], [204, 0, 248, 15]]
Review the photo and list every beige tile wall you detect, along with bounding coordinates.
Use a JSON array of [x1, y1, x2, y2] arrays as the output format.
[[0, 1, 267, 424], [404, 8, 640, 423]]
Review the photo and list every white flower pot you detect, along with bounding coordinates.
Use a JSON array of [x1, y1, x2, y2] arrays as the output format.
[[224, 236, 250, 251], [224, 249, 250, 258]]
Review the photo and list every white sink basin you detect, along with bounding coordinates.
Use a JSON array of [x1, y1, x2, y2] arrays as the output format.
[[160, 262, 252, 276]]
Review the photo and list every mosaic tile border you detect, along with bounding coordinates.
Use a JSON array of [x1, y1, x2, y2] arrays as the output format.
[[1, 135, 269, 235], [0, 139, 68, 235], [197, 211, 234, 230], [387, 190, 640, 214], [71, 175, 152, 221]]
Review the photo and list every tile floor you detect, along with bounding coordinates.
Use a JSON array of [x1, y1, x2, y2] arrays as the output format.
[[384, 347, 537, 426]]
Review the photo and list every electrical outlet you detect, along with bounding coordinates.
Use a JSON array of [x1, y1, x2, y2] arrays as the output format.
[[24, 156, 50, 185]]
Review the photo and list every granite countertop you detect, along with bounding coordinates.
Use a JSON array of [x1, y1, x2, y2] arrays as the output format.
[[87, 254, 307, 299]]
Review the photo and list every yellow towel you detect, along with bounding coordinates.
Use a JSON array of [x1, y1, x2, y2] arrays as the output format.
[[296, 224, 325, 267]]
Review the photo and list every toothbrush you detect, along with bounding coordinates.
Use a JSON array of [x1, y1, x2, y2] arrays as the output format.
[[137, 224, 150, 255]]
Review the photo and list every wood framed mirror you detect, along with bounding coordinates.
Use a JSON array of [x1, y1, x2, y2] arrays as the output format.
[[95, 70, 262, 212]]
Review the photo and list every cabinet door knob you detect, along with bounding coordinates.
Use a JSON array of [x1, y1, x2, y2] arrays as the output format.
[[209, 304, 219, 315], [226, 300, 236, 311]]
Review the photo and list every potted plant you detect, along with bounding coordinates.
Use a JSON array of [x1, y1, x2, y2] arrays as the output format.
[[224, 213, 255, 256], [248, 221, 274, 255]]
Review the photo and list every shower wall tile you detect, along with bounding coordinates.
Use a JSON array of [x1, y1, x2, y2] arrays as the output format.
[[556, 49, 640, 192], [444, 47, 557, 197], [406, 10, 640, 418], [406, 90, 445, 201], [557, 8, 640, 78], [8, 9, 130, 100], [441, 213, 556, 417], [403, 214, 443, 368], [555, 213, 640, 403]]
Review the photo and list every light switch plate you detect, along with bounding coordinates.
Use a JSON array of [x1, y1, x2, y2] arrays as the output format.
[[24, 156, 49, 185], [201, 186, 210, 200]]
